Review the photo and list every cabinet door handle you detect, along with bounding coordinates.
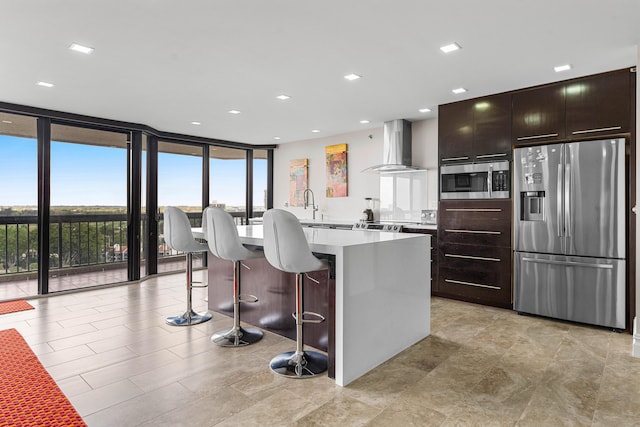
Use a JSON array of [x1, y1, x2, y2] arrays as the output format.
[[441, 156, 470, 162], [476, 153, 507, 159], [444, 279, 501, 290], [445, 208, 502, 212], [516, 133, 559, 141], [445, 253, 501, 262], [571, 126, 622, 135], [445, 229, 501, 235]]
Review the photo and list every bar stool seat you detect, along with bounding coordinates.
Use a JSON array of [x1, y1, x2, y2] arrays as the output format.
[[204, 207, 264, 347], [262, 208, 328, 378], [163, 206, 212, 326]]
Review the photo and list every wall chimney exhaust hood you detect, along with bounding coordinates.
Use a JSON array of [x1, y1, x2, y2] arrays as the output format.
[[362, 119, 424, 173]]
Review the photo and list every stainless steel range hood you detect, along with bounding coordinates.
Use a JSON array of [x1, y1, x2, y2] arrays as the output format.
[[362, 119, 424, 173]]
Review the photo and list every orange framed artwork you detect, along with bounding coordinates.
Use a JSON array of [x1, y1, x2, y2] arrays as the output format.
[[325, 144, 348, 198]]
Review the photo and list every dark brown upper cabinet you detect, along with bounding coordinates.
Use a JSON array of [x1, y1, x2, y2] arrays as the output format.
[[512, 83, 566, 144], [565, 69, 631, 137], [512, 68, 632, 146], [438, 101, 474, 163], [473, 93, 512, 161], [439, 93, 511, 164]]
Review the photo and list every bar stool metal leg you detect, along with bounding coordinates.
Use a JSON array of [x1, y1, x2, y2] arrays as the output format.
[[166, 252, 213, 326], [211, 261, 263, 346], [269, 273, 328, 378]]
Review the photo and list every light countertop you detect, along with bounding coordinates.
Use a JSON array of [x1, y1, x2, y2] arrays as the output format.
[[236, 224, 429, 255]]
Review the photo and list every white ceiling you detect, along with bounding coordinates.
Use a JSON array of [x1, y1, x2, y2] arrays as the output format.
[[1, 1, 638, 146]]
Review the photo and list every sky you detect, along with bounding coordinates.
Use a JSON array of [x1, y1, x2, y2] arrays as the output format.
[[0, 135, 267, 208]]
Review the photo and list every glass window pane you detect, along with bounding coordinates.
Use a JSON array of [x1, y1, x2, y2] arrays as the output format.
[[158, 141, 203, 274], [210, 146, 246, 224], [49, 124, 129, 292], [253, 149, 268, 218], [0, 113, 38, 299]]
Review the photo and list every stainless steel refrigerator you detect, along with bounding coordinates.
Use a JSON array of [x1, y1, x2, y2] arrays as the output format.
[[513, 138, 626, 329]]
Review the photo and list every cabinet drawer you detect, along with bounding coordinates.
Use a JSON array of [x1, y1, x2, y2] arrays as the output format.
[[439, 200, 511, 217], [438, 227, 509, 247], [439, 243, 511, 270], [437, 273, 511, 307], [438, 200, 511, 247], [438, 246, 512, 307]]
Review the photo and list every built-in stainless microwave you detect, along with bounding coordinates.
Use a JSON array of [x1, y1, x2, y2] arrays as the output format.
[[440, 160, 510, 199]]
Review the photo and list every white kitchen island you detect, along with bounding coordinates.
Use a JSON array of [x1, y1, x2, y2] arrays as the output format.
[[232, 225, 431, 386]]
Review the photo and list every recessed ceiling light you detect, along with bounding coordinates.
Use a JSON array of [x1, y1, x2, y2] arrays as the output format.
[[69, 43, 94, 54], [1, 120, 13, 124], [276, 94, 291, 100], [418, 108, 432, 113], [360, 120, 370, 124], [191, 121, 201, 125], [311, 129, 320, 133], [554, 64, 572, 72], [273, 136, 281, 140], [452, 87, 467, 94], [344, 73, 361, 81], [440, 43, 461, 53], [37, 81, 54, 88], [228, 110, 241, 115]]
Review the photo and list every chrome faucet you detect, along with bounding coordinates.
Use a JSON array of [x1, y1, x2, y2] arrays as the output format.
[[303, 188, 318, 220]]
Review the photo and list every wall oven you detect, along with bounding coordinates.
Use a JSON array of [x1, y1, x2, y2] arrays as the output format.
[[440, 160, 510, 199]]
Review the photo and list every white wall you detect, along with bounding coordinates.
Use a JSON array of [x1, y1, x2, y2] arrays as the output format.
[[412, 119, 439, 210], [273, 118, 439, 221]]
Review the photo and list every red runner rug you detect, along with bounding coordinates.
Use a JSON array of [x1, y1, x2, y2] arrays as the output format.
[[0, 300, 34, 315], [0, 328, 86, 426]]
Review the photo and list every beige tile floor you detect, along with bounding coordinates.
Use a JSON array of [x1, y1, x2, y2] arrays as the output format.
[[2, 271, 639, 426]]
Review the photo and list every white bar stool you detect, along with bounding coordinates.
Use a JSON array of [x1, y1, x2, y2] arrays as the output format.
[[163, 206, 212, 326], [262, 208, 328, 378], [204, 207, 264, 346]]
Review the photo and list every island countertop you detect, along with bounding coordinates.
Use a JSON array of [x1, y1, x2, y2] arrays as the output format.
[[235, 224, 426, 254], [211, 224, 431, 386]]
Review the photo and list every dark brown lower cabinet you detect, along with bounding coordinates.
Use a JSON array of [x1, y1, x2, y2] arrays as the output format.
[[207, 254, 335, 378], [402, 227, 437, 293], [437, 200, 512, 308]]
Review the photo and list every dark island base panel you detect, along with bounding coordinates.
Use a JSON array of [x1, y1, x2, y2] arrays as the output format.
[[207, 254, 336, 379]]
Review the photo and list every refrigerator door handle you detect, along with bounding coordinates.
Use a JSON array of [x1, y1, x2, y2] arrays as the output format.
[[521, 257, 614, 269], [557, 163, 563, 237], [565, 162, 571, 238]]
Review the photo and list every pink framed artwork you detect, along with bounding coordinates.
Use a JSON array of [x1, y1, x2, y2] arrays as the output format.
[[289, 158, 308, 206]]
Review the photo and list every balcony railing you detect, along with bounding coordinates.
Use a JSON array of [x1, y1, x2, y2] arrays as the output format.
[[0, 210, 257, 278]]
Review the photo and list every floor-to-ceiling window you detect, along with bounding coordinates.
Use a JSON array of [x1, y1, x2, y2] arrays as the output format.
[[210, 146, 246, 223], [253, 149, 268, 219], [0, 113, 38, 299], [0, 101, 274, 300], [157, 141, 203, 273], [48, 124, 129, 292]]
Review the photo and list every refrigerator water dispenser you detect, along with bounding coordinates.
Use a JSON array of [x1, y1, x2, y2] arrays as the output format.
[[521, 191, 545, 221]]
